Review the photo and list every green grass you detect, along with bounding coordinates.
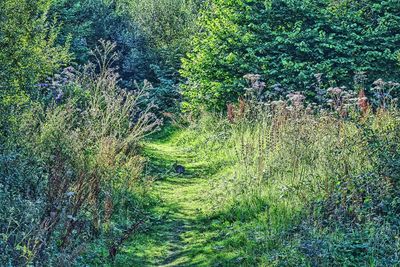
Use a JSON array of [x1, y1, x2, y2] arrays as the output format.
[[106, 127, 244, 266], [83, 108, 400, 267]]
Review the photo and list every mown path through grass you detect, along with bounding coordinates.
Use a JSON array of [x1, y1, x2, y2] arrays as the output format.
[[113, 133, 238, 266]]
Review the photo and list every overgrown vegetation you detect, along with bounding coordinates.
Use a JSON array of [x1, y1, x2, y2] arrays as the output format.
[[175, 80, 400, 265], [0, 41, 160, 265], [181, 0, 400, 111], [0, 0, 71, 138], [1, 0, 400, 266]]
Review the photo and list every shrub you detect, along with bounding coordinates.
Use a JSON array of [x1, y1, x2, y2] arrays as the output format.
[[181, 0, 400, 111], [118, 0, 203, 51], [0, 0, 71, 138], [117, 0, 205, 112], [51, 0, 153, 87], [0, 41, 161, 265], [52, 0, 205, 113]]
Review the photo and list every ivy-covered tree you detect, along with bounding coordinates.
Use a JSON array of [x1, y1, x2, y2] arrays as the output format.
[[181, 0, 400, 111]]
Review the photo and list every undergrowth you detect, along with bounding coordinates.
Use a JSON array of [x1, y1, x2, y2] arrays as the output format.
[[0, 41, 161, 266], [173, 85, 400, 266]]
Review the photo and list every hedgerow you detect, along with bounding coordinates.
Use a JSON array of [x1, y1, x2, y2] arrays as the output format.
[[181, 0, 400, 111]]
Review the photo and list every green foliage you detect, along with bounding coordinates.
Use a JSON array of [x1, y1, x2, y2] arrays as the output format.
[[174, 93, 400, 265], [181, 0, 400, 111], [2, 0, 400, 265], [51, 0, 153, 87], [0, 0, 71, 137], [118, 0, 203, 51], [0, 0, 71, 92], [117, 0, 205, 112], [51, 0, 205, 112], [0, 42, 160, 265]]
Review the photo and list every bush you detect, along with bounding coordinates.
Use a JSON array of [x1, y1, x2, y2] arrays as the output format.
[[0, 41, 161, 265], [181, 0, 400, 111], [119, 0, 203, 51], [0, 0, 71, 138], [51, 0, 153, 87], [117, 0, 205, 112], [52, 0, 205, 113]]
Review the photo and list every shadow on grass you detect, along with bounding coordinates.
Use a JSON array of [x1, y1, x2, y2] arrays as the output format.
[[109, 138, 242, 266], [115, 213, 240, 267]]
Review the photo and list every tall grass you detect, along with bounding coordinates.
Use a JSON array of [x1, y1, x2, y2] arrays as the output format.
[[177, 80, 400, 265], [0, 41, 161, 265]]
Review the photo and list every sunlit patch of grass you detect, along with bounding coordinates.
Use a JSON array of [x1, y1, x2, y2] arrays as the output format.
[[168, 106, 400, 265], [88, 103, 400, 266], [103, 129, 245, 266]]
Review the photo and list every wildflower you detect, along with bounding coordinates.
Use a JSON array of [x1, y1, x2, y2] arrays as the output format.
[[36, 83, 50, 87], [271, 100, 285, 106], [55, 91, 64, 103], [64, 66, 75, 73], [143, 79, 153, 89], [271, 83, 283, 92], [387, 81, 400, 87], [358, 89, 369, 114], [243, 74, 261, 83], [348, 98, 359, 103], [354, 71, 367, 85], [227, 103, 235, 123], [327, 87, 342, 95], [287, 92, 305, 106], [372, 79, 385, 88], [253, 81, 266, 90], [264, 103, 272, 108]]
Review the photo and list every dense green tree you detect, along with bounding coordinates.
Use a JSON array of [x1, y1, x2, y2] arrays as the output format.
[[117, 0, 205, 111], [52, 0, 205, 111], [51, 0, 153, 87], [0, 0, 70, 137], [181, 0, 400, 111], [118, 0, 203, 51]]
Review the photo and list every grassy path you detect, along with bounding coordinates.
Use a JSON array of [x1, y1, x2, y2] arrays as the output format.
[[114, 134, 237, 266]]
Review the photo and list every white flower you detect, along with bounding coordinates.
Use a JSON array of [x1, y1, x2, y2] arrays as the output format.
[[327, 87, 342, 95]]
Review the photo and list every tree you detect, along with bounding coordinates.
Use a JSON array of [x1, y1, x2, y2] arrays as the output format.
[[51, 0, 152, 87], [118, 0, 203, 51], [0, 0, 71, 137], [181, 0, 400, 111]]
